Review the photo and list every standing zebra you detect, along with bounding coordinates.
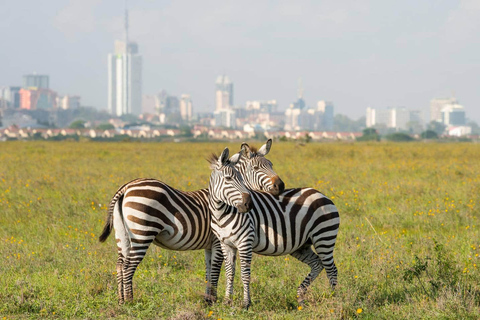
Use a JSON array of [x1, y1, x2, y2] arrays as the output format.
[[209, 148, 340, 309], [98, 141, 283, 304]]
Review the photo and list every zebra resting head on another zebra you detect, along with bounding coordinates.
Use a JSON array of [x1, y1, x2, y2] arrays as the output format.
[[209, 147, 340, 310], [97, 142, 282, 306], [236, 139, 285, 196]]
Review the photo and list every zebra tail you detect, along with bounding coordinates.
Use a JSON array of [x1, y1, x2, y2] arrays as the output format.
[[99, 179, 141, 243]]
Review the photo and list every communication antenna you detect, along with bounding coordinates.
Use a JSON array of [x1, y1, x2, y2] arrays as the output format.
[[297, 77, 304, 99], [125, 0, 129, 52]]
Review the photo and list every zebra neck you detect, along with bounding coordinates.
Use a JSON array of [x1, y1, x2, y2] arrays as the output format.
[[208, 198, 237, 220]]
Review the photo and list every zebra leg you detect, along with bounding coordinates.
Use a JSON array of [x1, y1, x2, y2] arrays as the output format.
[[122, 243, 149, 302], [116, 253, 126, 304], [221, 244, 237, 306], [204, 248, 215, 305], [238, 247, 253, 309], [290, 246, 323, 306], [314, 245, 338, 289], [208, 238, 224, 304]]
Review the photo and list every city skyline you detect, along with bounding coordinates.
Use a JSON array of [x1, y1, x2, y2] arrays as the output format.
[[0, 1, 479, 123]]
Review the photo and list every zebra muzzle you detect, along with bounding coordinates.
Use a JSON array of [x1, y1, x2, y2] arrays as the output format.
[[237, 192, 252, 213], [270, 176, 285, 196]]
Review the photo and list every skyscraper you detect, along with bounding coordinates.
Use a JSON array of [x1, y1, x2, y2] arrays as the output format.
[[180, 94, 193, 122], [108, 8, 142, 116], [215, 75, 233, 111], [430, 97, 457, 123], [23, 74, 49, 89]]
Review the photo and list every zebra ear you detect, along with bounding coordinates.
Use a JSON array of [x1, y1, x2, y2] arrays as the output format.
[[257, 139, 272, 157], [241, 142, 252, 159], [218, 147, 230, 167], [229, 152, 241, 166]]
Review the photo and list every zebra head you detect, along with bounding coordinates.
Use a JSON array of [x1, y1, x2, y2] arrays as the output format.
[[208, 148, 252, 213], [238, 139, 285, 196]]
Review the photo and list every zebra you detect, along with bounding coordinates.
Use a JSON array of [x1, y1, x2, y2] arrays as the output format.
[[98, 141, 282, 304], [235, 139, 284, 195], [209, 151, 340, 309]]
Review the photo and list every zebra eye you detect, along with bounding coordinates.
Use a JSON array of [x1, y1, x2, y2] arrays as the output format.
[[225, 176, 232, 181], [253, 165, 259, 170]]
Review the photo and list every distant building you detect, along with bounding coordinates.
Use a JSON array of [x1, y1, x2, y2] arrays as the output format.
[[442, 103, 466, 126], [317, 100, 334, 131], [366, 107, 422, 132], [57, 95, 80, 110], [245, 100, 278, 114], [107, 9, 142, 116], [215, 75, 233, 111], [142, 95, 157, 114], [23, 74, 49, 89], [180, 94, 193, 122], [19, 88, 57, 110], [430, 97, 457, 122], [0, 86, 21, 109], [214, 108, 236, 128]]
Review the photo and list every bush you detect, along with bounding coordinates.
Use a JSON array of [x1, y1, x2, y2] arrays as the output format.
[[385, 132, 414, 142]]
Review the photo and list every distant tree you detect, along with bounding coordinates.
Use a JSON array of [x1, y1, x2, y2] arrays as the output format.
[[279, 136, 288, 142], [96, 123, 115, 130], [304, 132, 312, 143], [356, 128, 380, 141], [69, 120, 85, 129], [468, 121, 480, 135], [119, 114, 138, 122], [427, 121, 446, 135], [420, 130, 438, 140], [385, 132, 414, 142], [333, 114, 365, 132], [179, 125, 193, 137]]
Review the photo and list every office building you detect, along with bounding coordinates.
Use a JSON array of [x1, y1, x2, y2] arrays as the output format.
[[215, 75, 233, 111], [23, 74, 49, 89], [180, 94, 193, 122], [107, 9, 142, 116], [19, 87, 57, 110], [430, 97, 457, 122]]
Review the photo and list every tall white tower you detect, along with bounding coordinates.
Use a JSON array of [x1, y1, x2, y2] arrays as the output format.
[[108, 6, 142, 116]]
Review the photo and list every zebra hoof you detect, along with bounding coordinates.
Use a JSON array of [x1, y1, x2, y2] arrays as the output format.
[[242, 301, 251, 310], [223, 298, 233, 306], [204, 295, 216, 306]]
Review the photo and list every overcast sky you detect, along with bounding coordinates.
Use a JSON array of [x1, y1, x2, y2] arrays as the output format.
[[1, 0, 479, 122]]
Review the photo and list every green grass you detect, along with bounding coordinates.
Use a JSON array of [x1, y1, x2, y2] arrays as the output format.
[[0, 141, 479, 319]]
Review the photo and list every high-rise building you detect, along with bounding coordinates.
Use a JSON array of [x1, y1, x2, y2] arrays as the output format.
[[57, 95, 80, 110], [366, 107, 423, 131], [180, 94, 193, 122], [430, 97, 457, 122], [19, 88, 57, 110], [442, 104, 466, 126], [317, 100, 334, 131], [23, 74, 49, 89], [215, 75, 233, 111], [0, 86, 21, 108], [108, 9, 142, 116]]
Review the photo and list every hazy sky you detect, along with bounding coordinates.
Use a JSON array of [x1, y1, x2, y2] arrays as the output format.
[[1, 0, 479, 122]]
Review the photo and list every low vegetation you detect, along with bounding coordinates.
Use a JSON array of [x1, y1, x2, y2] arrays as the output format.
[[1, 141, 479, 319]]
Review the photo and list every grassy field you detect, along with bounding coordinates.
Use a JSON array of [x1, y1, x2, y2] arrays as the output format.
[[0, 141, 479, 319]]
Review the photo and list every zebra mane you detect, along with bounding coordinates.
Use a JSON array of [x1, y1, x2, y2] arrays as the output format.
[[248, 146, 258, 154], [207, 153, 232, 168], [207, 153, 219, 165]]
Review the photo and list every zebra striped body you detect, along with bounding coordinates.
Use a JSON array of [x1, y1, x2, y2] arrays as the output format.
[[100, 178, 224, 304], [99, 144, 266, 305], [210, 185, 339, 308]]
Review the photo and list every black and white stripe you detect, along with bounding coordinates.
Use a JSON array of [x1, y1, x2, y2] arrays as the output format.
[[98, 145, 267, 304], [209, 155, 340, 309], [235, 139, 284, 196]]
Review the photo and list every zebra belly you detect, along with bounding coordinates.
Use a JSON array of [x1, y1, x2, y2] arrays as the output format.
[[152, 232, 213, 251]]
